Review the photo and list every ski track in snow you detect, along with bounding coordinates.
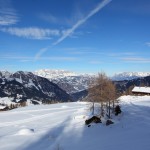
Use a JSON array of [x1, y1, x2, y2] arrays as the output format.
[[0, 107, 83, 127], [0, 106, 83, 115]]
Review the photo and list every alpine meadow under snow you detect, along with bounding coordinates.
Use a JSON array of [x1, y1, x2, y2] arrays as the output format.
[[0, 96, 150, 150]]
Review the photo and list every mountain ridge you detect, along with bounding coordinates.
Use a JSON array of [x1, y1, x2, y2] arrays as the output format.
[[111, 72, 150, 81], [34, 69, 94, 94], [0, 71, 71, 105]]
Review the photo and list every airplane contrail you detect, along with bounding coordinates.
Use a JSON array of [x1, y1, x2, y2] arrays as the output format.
[[53, 0, 112, 45], [35, 0, 112, 60]]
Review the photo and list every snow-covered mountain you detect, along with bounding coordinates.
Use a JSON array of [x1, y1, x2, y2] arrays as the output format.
[[34, 69, 94, 94], [0, 70, 12, 78], [0, 71, 71, 105], [34, 69, 77, 79], [111, 72, 150, 81]]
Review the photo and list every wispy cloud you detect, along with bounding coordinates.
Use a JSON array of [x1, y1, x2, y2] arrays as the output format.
[[0, 55, 77, 62], [120, 57, 150, 63], [53, 0, 112, 46], [108, 52, 136, 57], [0, 0, 19, 25], [0, 27, 60, 39], [145, 42, 150, 47], [39, 13, 58, 24], [35, 47, 50, 60], [39, 13, 73, 26], [89, 61, 103, 64]]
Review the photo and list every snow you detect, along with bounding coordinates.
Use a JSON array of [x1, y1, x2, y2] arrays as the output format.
[[34, 69, 77, 79], [34, 69, 95, 93], [0, 105, 6, 109], [0, 97, 15, 106], [0, 97, 42, 106], [16, 128, 35, 135], [0, 70, 11, 78], [15, 78, 23, 84], [0, 97, 150, 150], [132, 86, 150, 93], [111, 72, 150, 81]]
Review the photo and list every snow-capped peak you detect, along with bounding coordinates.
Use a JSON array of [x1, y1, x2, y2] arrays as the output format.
[[111, 72, 150, 81], [34, 69, 95, 94], [34, 69, 78, 79], [0, 70, 12, 78]]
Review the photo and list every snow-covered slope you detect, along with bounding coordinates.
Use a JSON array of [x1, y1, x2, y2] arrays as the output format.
[[0, 96, 150, 150], [34, 69, 94, 94], [111, 72, 150, 81]]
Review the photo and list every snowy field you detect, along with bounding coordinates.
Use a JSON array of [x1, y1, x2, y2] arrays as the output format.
[[0, 96, 150, 150]]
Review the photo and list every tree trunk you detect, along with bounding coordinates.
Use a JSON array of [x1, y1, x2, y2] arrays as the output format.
[[106, 102, 108, 113], [112, 100, 115, 113], [108, 100, 111, 118], [92, 102, 94, 115], [101, 102, 104, 117]]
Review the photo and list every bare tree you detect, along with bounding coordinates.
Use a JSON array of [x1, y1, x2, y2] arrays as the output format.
[[105, 79, 116, 118], [88, 72, 116, 118]]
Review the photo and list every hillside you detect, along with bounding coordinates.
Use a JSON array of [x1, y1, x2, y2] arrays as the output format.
[[72, 75, 150, 101], [0, 96, 150, 150], [114, 75, 150, 95], [0, 71, 71, 104]]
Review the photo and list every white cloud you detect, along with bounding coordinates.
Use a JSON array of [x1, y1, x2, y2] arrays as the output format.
[[0, 27, 60, 39], [0, 0, 19, 25], [121, 57, 150, 63]]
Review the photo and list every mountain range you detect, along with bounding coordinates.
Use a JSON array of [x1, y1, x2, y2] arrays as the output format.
[[1, 70, 150, 106], [111, 72, 150, 81], [0, 71, 71, 105], [34, 69, 94, 94]]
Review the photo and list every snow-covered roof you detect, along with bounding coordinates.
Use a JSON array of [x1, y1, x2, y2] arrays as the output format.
[[132, 86, 150, 94], [0, 105, 6, 109]]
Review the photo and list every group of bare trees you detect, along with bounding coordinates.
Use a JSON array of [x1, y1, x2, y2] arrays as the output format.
[[88, 72, 117, 118]]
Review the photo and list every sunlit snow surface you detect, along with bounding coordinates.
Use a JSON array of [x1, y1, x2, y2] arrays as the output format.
[[0, 96, 150, 150]]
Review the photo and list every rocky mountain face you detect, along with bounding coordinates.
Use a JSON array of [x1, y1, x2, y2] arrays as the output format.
[[34, 69, 94, 94], [111, 72, 150, 81], [0, 71, 71, 104]]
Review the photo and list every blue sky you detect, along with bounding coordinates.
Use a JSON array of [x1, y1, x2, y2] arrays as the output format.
[[0, 0, 150, 75]]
